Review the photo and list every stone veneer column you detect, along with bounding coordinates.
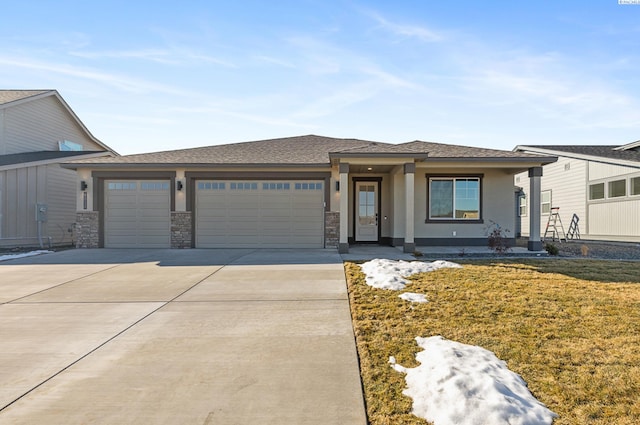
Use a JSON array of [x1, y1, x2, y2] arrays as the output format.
[[324, 211, 340, 248], [404, 163, 416, 253], [528, 167, 543, 251], [338, 163, 350, 253], [171, 211, 192, 249], [75, 211, 99, 248]]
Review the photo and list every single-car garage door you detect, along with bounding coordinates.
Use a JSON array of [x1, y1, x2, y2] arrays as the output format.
[[196, 180, 324, 248], [104, 180, 171, 248]]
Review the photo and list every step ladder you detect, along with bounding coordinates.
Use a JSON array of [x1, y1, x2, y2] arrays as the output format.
[[567, 213, 580, 240], [543, 207, 566, 242]]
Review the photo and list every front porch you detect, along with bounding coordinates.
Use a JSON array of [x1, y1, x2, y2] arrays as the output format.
[[334, 159, 546, 254]]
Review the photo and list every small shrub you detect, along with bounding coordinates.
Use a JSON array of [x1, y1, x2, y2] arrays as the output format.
[[581, 244, 590, 256], [485, 220, 511, 254], [545, 243, 559, 256]]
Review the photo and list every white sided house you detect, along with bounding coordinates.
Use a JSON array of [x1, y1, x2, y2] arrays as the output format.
[[0, 90, 116, 248], [514, 141, 640, 243], [63, 135, 555, 252]]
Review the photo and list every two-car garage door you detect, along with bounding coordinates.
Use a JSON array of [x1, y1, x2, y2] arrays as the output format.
[[195, 180, 325, 248], [104, 179, 325, 248]]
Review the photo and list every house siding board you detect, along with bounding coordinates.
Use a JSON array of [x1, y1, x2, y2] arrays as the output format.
[[588, 162, 640, 181], [3, 96, 102, 154], [588, 201, 640, 239], [45, 165, 77, 245], [516, 157, 587, 238], [542, 157, 586, 236]]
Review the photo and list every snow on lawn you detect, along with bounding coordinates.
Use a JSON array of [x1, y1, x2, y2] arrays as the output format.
[[359, 258, 462, 290], [0, 250, 53, 262], [398, 292, 428, 303], [390, 336, 557, 425]]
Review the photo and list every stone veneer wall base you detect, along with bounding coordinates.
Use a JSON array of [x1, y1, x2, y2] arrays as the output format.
[[324, 211, 340, 248], [171, 211, 192, 249], [75, 212, 99, 248]]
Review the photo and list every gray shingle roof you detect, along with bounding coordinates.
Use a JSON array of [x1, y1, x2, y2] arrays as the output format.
[[400, 140, 549, 159], [67, 135, 554, 167], [0, 90, 52, 106], [518, 145, 640, 163]]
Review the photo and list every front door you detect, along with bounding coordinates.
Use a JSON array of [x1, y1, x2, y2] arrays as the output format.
[[355, 181, 379, 242]]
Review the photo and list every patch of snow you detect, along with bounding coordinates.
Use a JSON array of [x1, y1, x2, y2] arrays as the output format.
[[0, 250, 53, 262], [391, 336, 557, 425], [399, 292, 428, 303], [360, 259, 462, 290]]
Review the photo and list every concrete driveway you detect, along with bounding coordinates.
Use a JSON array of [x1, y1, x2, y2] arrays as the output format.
[[0, 249, 366, 425]]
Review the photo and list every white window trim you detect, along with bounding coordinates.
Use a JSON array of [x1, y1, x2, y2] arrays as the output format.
[[541, 190, 552, 215]]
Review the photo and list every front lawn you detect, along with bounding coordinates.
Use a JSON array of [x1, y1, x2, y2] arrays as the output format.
[[345, 259, 640, 425]]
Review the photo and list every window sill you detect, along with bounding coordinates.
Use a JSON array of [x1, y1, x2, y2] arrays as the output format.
[[424, 219, 484, 224]]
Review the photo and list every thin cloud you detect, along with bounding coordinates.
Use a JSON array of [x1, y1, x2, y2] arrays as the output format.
[[254, 55, 296, 69], [366, 11, 443, 42], [171, 105, 313, 129], [0, 55, 192, 96], [70, 47, 235, 68]]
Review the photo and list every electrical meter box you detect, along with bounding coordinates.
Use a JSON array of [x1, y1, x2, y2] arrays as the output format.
[[36, 203, 48, 222]]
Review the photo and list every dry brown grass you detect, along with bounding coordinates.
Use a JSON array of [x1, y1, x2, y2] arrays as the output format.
[[345, 259, 640, 425]]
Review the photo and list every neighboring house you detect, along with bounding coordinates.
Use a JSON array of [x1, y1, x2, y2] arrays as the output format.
[[0, 90, 117, 248], [63, 135, 555, 252], [514, 141, 640, 243]]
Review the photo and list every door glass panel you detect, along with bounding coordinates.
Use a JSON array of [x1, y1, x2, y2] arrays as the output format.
[[359, 185, 376, 225]]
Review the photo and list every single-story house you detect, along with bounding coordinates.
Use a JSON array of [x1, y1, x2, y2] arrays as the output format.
[[514, 141, 640, 243], [0, 90, 116, 248], [63, 135, 556, 252]]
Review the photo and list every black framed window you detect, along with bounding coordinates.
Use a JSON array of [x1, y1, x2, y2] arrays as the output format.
[[427, 176, 481, 220]]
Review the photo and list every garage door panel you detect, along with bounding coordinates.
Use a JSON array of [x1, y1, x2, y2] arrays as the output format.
[[196, 180, 324, 248], [105, 180, 170, 248]]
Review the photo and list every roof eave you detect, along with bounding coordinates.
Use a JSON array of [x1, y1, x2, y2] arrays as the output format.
[[4, 152, 114, 171], [423, 156, 558, 165], [515, 146, 639, 168], [329, 152, 429, 159], [61, 162, 332, 170]]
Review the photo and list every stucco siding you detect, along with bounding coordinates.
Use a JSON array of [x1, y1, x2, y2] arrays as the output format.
[[2, 96, 102, 154], [413, 169, 515, 240]]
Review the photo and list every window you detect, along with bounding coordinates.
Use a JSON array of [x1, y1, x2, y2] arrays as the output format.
[[107, 182, 136, 190], [589, 183, 605, 200], [428, 177, 480, 220], [141, 182, 169, 190], [519, 195, 527, 217], [294, 182, 323, 190], [632, 177, 640, 196], [263, 182, 291, 190], [541, 190, 551, 214], [198, 181, 226, 190], [608, 179, 626, 198], [230, 182, 258, 190]]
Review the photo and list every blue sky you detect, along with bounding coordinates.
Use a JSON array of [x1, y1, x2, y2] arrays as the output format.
[[1, 1, 638, 155]]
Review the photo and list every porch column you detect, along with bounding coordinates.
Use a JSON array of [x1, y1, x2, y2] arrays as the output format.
[[338, 162, 350, 253], [528, 167, 543, 251], [404, 163, 415, 253]]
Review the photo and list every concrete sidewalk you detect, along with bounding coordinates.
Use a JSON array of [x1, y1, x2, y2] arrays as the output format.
[[0, 249, 367, 425]]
